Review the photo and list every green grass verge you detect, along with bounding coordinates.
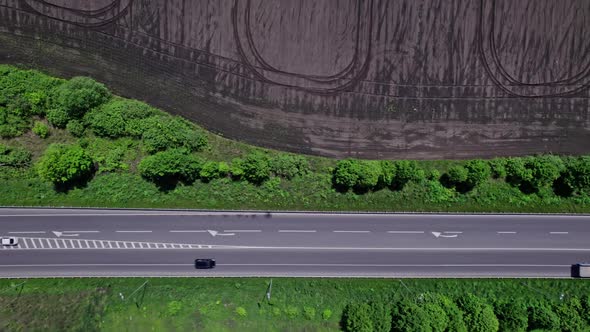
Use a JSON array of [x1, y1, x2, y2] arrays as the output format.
[[1, 278, 588, 331]]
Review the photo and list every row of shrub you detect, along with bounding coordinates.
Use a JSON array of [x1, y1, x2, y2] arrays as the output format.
[[0, 65, 208, 154], [28, 143, 311, 189], [333, 156, 590, 197], [343, 293, 590, 332]]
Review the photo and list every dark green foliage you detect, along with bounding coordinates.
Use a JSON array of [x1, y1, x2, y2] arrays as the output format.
[[241, 152, 271, 185], [138, 149, 203, 189], [379, 160, 396, 188], [66, 119, 85, 137], [332, 159, 385, 192], [489, 158, 507, 179], [36, 144, 94, 186], [506, 156, 564, 193], [141, 116, 207, 154], [494, 300, 528, 332], [52, 77, 111, 119], [199, 161, 229, 182], [426, 169, 441, 181], [456, 294, 499, 332], [557, 156, 590, 196], [421, 302, 449, 332], [46, 107, 71, 128], [0, 106, 30, 138], [0, 65, 60, 113], [0, 144, 32, 168], [431, 294, 467, 332], [32, 121, 50, 138], [342, 303, 373, 332], [392, 160, 421, 190], [230, 158, 245, 180], [391, 300, 432, 332], [85, 99, 157, 138], [528, 303, 561, 331], [447, 166, 468, 184], [369, 302, 391, 332], [554, 298, 586, 332], [583, 295, 590, 324], [269, 153, 309, 179], [85, 107, 125, 138], [464, 159, 491, 187]]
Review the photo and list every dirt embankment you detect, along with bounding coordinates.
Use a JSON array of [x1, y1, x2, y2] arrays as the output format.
[[0, 0, 588, 159]]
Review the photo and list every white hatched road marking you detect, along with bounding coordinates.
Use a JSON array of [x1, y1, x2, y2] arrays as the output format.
[[1, 237, 232, 250]]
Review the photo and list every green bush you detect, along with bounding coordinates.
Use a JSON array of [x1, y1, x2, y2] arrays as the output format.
[[0, 106, 30, 138], [506, 156, 564, 192], [378, 160, 396, 188], [66, 119, 85, 137], [427, 169, 441, 181], [199, 161, 223, 182], [391, 300, 431, 332], [235, 307, 247, 318], [141, 116, 207, 154], [456, 294, 499, 332], [303, 306, 316, 320], [269, 153, 309, 179], [554, 298, 586, 332], [46, 107, 71, 128], [464, 159, 491, 187], [431, 294, 467, 332], [422, 302, 449, 332], [343, 303, 373, 332], [52, 76, 111, 119], [321, 309, 332, 320], [447, 165, 468, 185], [333, 159, 361, 191], [558, 157, 590, 196], [582, 295, 590, 324], [166, 301, 183, 316], [85, 107, 125, 138], [284, 306, 299, 319], [392, 160, 421, 190], [36, 144, 94, 185], [0, 66, 60, 114], [489, 158, 507, 179], [528, 303, 560, 331], [494, 300, 528, 332], [370, 302, 391, 332], [241, 152, 271, 185], [138, 149, 203, 188], [32, 121, 50, 138], [332, 159, 381, 192], [0, 144, 32, 168], [230, 158, 245, 179]]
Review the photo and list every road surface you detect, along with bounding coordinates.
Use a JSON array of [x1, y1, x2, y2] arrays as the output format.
[[1, 208, 589, 278]]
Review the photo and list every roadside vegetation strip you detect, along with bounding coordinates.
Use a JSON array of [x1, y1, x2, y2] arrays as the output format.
[[1, 64, 590, 213], [0, 278, 589, 331]]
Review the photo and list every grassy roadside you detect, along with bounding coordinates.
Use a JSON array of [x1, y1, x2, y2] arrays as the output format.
[[1, 64, 590, 213], [1, 278, 588, 331]]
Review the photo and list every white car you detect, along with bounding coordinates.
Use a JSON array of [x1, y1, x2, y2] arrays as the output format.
[[1, 237, 18, 246]]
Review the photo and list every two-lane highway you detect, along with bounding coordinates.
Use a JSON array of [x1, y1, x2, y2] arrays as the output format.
[[1, 208, 589, 277]]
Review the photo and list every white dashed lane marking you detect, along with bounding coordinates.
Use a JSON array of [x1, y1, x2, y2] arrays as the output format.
[[387, 231, 425, 234], [550, 232, 569, 235], [278, 230, 317, 233], [333, 230, 371, 233], [497, 231, 517, 234]]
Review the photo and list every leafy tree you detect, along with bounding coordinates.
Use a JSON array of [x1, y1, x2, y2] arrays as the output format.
[[464, 159, 491, 188], [0, 106, 29, 138], [554, 298, 586, 332], [141, 116, 207, 154], [426, 169, 441, 181], [369, 302, 391, 332], [391, 300, 432, 332], [431, 294, 467, 332], [241, 152, 271, 185], [199, 161, 223, 182], [0, 144, 32, 168], [36, 144, 94, 186], [85, 106, 126, 138], [392, 160, 421, 189], [558, 157, 590, 196], [447, 166, 468, 185], [456, 294, 499, 332], [138, 149, 203, 189], [505, 157, 532, 186], [506, 156, 564, 192], [488, 158, 507, 179], [343, 303, 374, 332], [333, 159, 361, 191], [66, 119, 85, 137], [422, 302, 449, 332], [528, 303, 560, 331], [378, 160, 396, 188], [269, 153, 309, 179], [52, 76, 111, 119], [355, 161, 381, 192], [32, 121, 50, 138], [46, 107, 70, 128], [494, 300, 528, 332]]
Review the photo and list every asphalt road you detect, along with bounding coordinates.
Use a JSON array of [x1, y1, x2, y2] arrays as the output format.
[[1, 208, 589, 278]]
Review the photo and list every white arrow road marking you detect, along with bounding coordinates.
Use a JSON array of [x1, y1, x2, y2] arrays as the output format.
[[207, 230, 235, 237], [52, 231, 79, 237], [431, 232, 458, 238]]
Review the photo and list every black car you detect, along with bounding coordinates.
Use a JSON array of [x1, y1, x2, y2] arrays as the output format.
[[195, 258, 216, 269]]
